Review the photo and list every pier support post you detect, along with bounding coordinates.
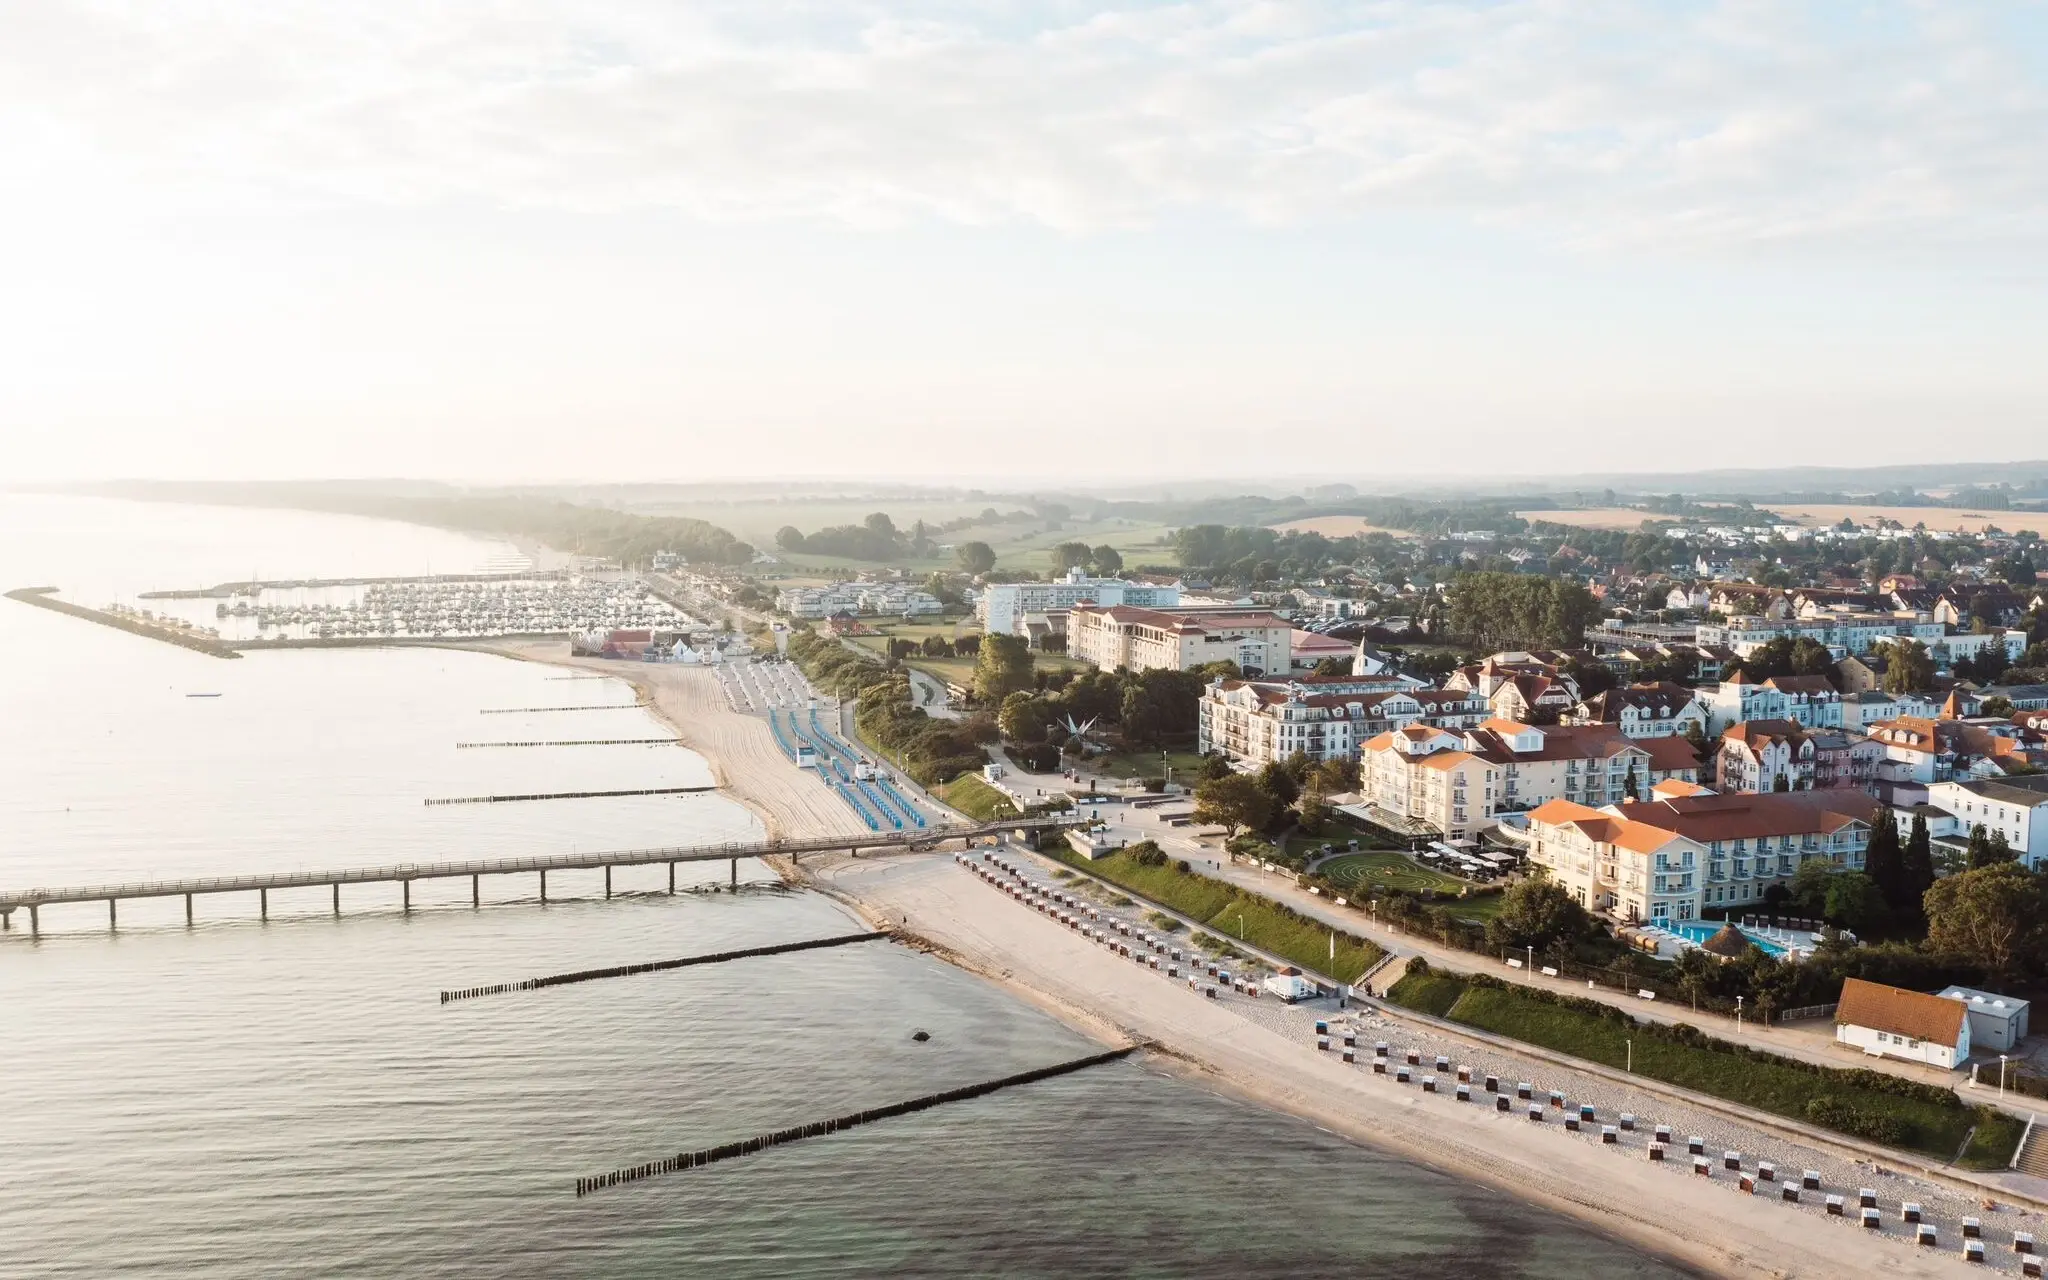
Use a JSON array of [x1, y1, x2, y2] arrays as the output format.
[[472, 875, 480, 908], [333, 884, 341, 916], [540, 870, 548, 905], [403, 880, 411, 913], [1, 909, 8, 931], [730, 858, 737, 889], [605, 866, 612, 900], [185, 894, 194, 926], [668, 862, 676, 895], [29, 904, 39, 936], [260, 888, 268, 921], [109, 899, 117, 931]]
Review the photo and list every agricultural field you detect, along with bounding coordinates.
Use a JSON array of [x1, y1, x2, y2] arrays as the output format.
[[1265, 516, 1417, 539], [1513, 507, 1660, 531], [1769, 503, 2048, 537]]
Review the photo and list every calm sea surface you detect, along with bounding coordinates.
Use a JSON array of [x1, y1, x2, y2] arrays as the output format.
[[0, 494, 1694, 1277]]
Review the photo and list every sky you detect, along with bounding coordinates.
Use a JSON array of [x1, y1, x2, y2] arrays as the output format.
[[2, 0, 2046, 486]]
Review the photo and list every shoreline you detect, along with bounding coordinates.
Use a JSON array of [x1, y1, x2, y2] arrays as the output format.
[[490, 640, 1987, 1278]]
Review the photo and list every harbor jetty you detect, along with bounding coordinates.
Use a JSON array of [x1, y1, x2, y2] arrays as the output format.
[[5, 587, 241, 659]]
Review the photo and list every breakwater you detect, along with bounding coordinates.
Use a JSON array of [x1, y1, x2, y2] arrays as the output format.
[[138, 570, 563, 600], [6, 587, 241, 659], [440, 930, 885, 1003], [571, 1046, 1139, 1196], [423, 785, 718, 806]]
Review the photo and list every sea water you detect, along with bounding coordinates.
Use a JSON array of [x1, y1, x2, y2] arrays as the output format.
[[0, 493, 1692, 1277]]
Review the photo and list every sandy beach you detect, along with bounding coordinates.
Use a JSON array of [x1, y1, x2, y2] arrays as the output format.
[[492, 640, 2018, 1276], [811, 847, 2040, 1280], [473, 641, 868, 843]]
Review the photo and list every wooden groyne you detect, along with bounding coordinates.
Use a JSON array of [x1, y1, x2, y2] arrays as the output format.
[[455, 738, 675, 749], [478, 704, 645, 715], [571, 1046, 1139, 1196], [6, 587, 241, 659], [441, 930, 885, 1003], [423, 785, 717, 806]]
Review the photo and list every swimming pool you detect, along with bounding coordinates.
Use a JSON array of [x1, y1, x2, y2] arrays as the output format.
[[1668, 921, 1789, 957]]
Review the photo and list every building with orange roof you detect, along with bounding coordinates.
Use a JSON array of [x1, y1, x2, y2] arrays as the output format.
[[1357, 717, 1703, 841], [1834, 978, 1971, 1070], [1525, 786, 1879, 921], [1196, 676, 1486, 769], [1067, 604, 1292, 675]]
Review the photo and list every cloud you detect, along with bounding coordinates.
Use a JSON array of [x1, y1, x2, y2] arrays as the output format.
[[1, 0, 2042, 247]]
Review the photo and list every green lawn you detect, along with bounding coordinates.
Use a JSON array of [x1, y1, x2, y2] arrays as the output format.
[[1316, 850, 1466, 895], [1084, 748, 1211, 782], [1384, 969, 2016, 1167], [1052, 847, 1384, 982], [933, 772, 1020, 822]]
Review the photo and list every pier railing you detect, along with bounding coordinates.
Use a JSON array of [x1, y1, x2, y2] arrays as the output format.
[[0, 820, 1070, 912]]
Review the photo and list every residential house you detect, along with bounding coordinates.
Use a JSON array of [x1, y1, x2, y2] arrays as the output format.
[[1701, 672, 1844, 734], [1926, 774, 2048, 869], [1717, 720, 1881, 795], [1563, 682, 1706, 739]]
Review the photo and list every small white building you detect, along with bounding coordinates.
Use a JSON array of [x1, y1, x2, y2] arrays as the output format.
[[1937, 986, 2031, 1053], [1264, 968, 1319, 1003], [1835, 977, 1971, 1070]]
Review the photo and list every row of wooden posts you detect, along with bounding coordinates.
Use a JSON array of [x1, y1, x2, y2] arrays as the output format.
[[572, 1046, 1138, 1197], [440, 930, 885, 1004]]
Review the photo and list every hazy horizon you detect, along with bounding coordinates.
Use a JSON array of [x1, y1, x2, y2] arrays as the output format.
[[6, 1, 2046, 483]]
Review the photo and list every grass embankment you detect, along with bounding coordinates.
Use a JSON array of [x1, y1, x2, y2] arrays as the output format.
[[1053, 846, 1384, 983], [1384, 966, 2021, 1168], [1083, 749, 1212, 782], [933, 772, 1021, 822]]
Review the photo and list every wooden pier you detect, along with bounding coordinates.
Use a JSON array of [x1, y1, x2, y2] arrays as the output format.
[[0, 820, 1066, 936], [454, 739, 674, 749]]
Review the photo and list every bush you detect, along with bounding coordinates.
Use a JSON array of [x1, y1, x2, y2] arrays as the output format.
[[1805, 1097, 1907, 1146]]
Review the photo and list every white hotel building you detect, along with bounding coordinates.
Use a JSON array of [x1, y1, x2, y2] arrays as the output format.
[[976, 570, 1181, 635]]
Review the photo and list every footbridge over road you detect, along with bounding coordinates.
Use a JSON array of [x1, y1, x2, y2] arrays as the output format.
[[0, 819, 1074, 936]]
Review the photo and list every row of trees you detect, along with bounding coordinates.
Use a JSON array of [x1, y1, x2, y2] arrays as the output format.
[[1049, 542, 1123, 575], [784, 629, 996, 785], [1444, 571, 1603, 651], [995, 666, 1212, 756], [1192, 752, 1358, 842], [775, 512, 941, 561]]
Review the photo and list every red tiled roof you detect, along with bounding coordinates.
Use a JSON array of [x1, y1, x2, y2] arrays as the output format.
[[1836, 978, 1967, 1045]]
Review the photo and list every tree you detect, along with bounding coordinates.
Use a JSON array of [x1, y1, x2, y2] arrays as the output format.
[[774, 526, 806, 551], [1120, 669, 1203, 748], [1864, 808, 1906, 911], [1483, 875, 1594, 953], [1090, 544, 1123, 576], [1193, 773, 1275, 838], [1822, 872, 1890, 935], [1899, 812, 1935, 917], [1982, 695, 2015, 718], [1256, 760, 1301, 809], [1051, 542, 1094, 573], [1923, 861, 2048, 976], [998, 691, 1051, 743], [863, 512, 897, 538], [956, 542, 997, 575], [1882, 639, 1937, 694], [973, 634, 1033, 703]]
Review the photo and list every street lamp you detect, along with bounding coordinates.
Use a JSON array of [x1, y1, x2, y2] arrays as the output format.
[[2002, 1055, 2010, 1102], [1736, 995, 1744, 1032], [1625, 1039, 1633, 1074], [1234, 910, 1246, 941]]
